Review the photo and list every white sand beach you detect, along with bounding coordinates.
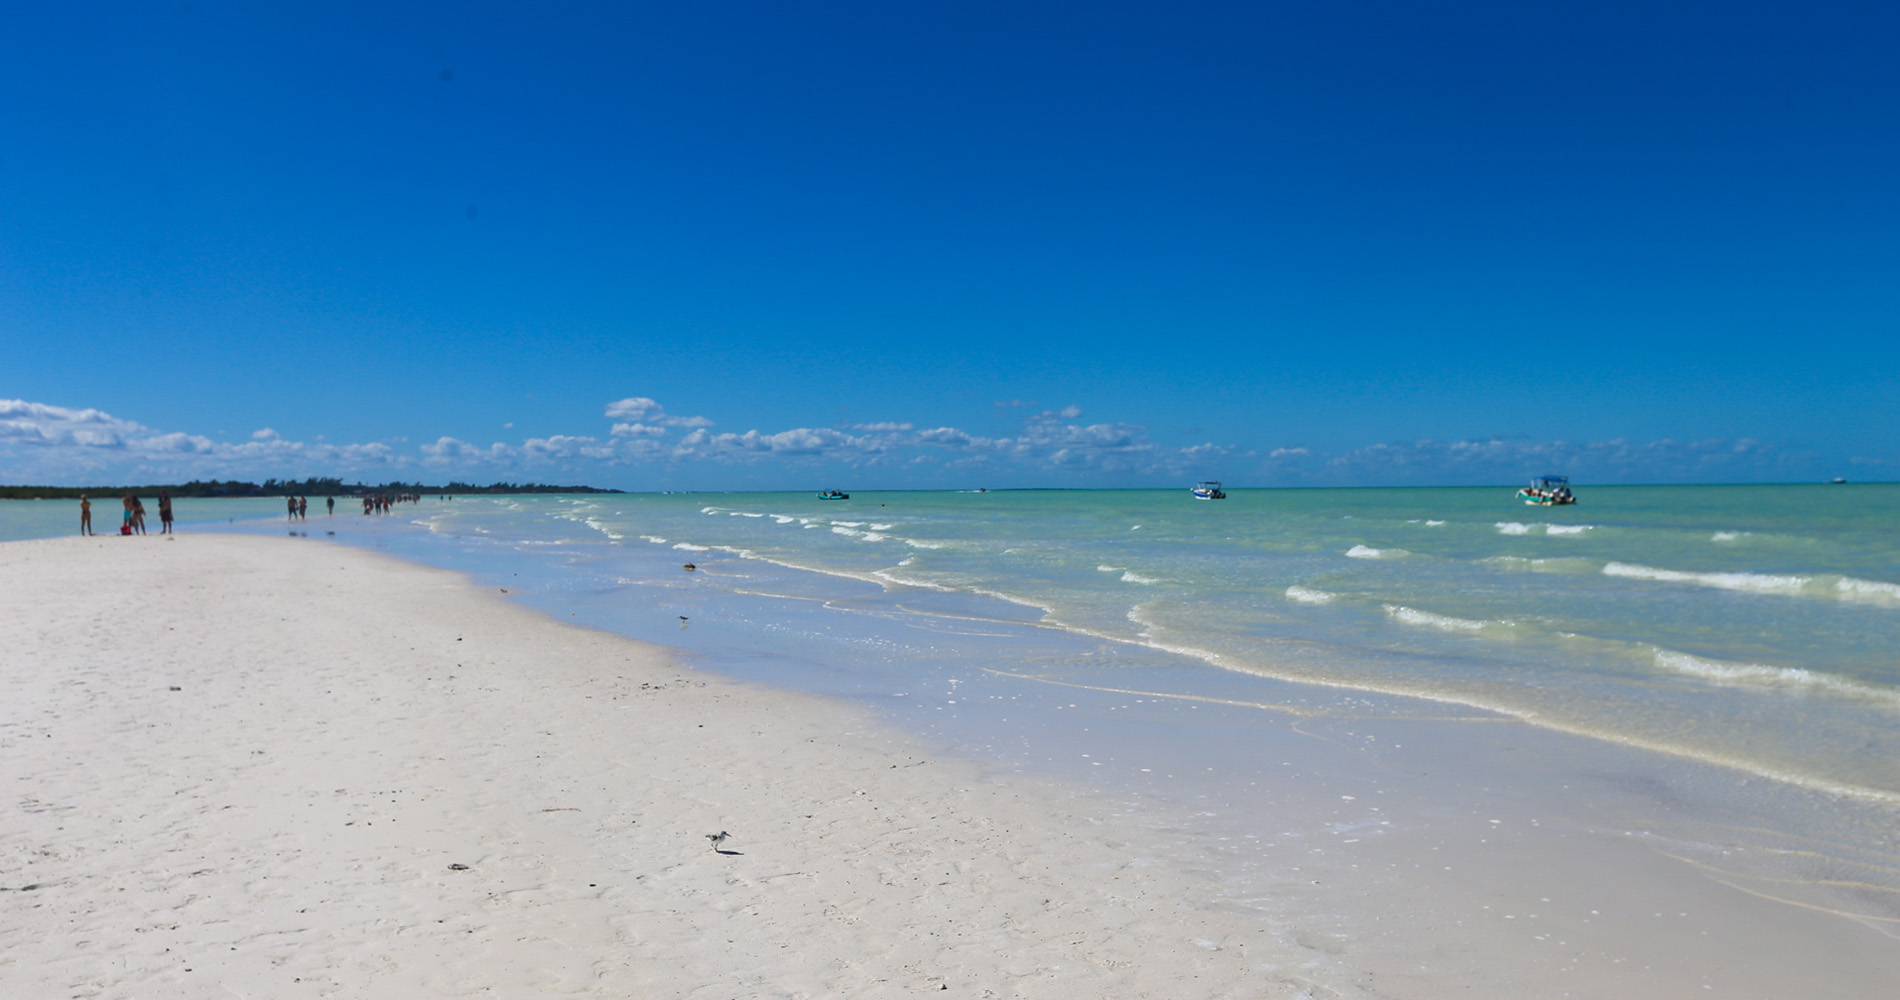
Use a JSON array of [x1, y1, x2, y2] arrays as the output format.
[[1, 534, 1305, 998]]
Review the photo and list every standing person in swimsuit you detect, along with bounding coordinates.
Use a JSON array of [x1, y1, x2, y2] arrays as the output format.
[[121, 495, 134, 534], [326, 495, 335, 516], [131, 497, 147, 535], [80, 495, 93, 535], [158, 491, 174, 534]]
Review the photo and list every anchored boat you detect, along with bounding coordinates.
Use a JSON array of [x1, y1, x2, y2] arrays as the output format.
[[1516, 475, 1576, 506], [817, 489, 850, 500], [1191, 481, 1227, 500]]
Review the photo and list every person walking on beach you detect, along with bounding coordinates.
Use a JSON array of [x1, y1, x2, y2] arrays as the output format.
[[158, 491, 174, 534], [298, 496, 308, 520], [287, 496, 297, 520], [80, 495, 93, 535], [326, 495, 335, 516]]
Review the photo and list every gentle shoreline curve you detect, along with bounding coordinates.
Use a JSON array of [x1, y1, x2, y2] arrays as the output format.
[[0, 534, 1317, 998]]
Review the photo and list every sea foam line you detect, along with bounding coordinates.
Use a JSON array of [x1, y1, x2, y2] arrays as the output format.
[[1603, 561, 1812, 596], [1601, 561, 1900, 607], [1383, 604, 1494, 633], [1651, 648, 1900, 707], [1285, 586, 1336, 605]]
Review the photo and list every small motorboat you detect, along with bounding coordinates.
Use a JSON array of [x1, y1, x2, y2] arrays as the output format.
[[817, 489, 850, 500], [1191, 481, 1226, 500], [1516, 476, 1576, 506]]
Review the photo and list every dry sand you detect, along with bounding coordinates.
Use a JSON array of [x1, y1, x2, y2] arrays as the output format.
[[1, 533, 1333, 998]]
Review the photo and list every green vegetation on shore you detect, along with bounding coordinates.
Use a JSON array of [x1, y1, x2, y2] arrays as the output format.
[[0, 478, 623, 499]]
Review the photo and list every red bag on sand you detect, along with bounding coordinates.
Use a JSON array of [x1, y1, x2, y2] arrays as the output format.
[[120, 525, 131, 535]]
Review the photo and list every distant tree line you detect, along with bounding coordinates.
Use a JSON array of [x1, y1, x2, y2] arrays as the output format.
[[0, 478, 623, 499]]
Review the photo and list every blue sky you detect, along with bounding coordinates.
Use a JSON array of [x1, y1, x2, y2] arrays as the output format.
[[3, 1, 1895, 489]]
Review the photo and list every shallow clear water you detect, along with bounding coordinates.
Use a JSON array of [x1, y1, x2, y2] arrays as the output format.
[[398, 485, 1900, 803], [0, 496, 308, 541]]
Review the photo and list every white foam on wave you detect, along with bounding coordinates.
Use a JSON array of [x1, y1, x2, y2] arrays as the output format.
[[1836, 577, 1900, 607], [673, 542, 710, 552], [1545, 524, 1593, 536], [581, 517, 624, 541], [1495, 522, 1532, 535], [1606, 562, 1900, 607], [870, 523, 894, 531], [1652, 649, 1900, 705], [1383, 604, 1492, 633], [831, 526, 863, 539], [640, 535, 667, 545], [1346, 545, 1405, 559], [1285, 586, 1336, 605], [1711, 531, 1746, 542], [772, 515, 796, 524], [1603, 561, 1812, 597], [1097, 565, 1124, 573], [832, 521, 866, 528], [904, 538, 949, 549], [1425, 520, 1446, 527], [1121, 571, 1163, 585], [732, 511, 766, 518]]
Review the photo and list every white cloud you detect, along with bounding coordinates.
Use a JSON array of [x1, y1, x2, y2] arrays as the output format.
[[602, 397, 713, 429], [0, 396, 1848, 489], [1, 399, 145, 449], [0, 398, 405, 482], [603, 397, 662, 421], [420, 437, 517, 464]]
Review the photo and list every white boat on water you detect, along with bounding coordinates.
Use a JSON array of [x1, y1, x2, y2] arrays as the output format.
[[1516, 475, 1576, 506], [1191, 481, 1226, 500]]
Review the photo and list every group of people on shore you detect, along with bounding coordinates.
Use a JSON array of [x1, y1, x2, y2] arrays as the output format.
[[80, 490, 433, 535], [361, 493, 421, 514], [79, 493, 173, 536]]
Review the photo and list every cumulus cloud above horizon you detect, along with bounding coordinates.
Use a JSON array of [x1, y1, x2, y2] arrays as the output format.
[[0, 396, 1857, 489]]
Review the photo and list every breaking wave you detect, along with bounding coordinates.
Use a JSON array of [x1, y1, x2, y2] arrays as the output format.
[[1652, 649, 1900, 705], [1382, 604, 1495, 633]]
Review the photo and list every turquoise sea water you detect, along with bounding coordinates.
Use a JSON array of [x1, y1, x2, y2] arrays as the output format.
[[0, 495, 302, 541], [393, 484, 1900, 803]]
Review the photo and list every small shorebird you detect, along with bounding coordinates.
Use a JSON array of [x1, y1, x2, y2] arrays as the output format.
[[706, 831, 729, 851]]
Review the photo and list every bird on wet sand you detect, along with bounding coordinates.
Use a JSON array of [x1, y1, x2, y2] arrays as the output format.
[[706, 831, 729, 852]]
